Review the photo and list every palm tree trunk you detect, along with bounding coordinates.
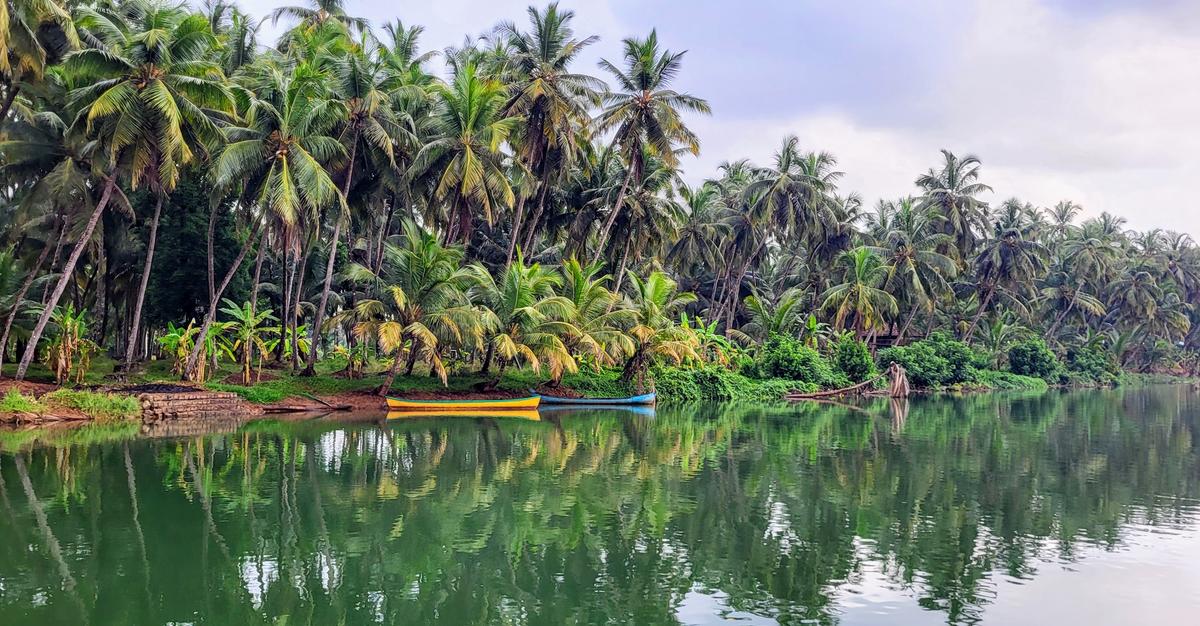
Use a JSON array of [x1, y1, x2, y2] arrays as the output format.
[[301, 216, 341, 376], [249, 228, 267, 317], [206, 202, 218, 305], [1044, 290, 1078, 340], [0, 238, 52, 376], [304, 133, 358, 376], [42, 216, 68, 303], [479, 342, 495, 375], [611, 238, 633, 294], [590, 167, 634, 265], [124, 195, 164, 370], [377, 333, 410, 396], [963, 287, 995, 343], [184, 221, 262, 381], [505, 192, 529, 269], [374, 191, 398, 274], [291, 239, 312, 371], [896, 306, 920, 344], [276, 241, 293, 362], [15, 177, 116, 380], [521, 181, 552, 255], [0, 84, 19, 126]]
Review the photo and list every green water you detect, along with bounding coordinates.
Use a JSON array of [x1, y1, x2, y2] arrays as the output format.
[[2, 388, 1200, 625]]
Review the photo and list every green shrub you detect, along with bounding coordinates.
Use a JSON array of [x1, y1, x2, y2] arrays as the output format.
[[972, 369, 1049, 391], [1065, 344, 1121, 386], [832, 335, 876, 383], [651, 365, 814, 403], [877, 333, 982, 388], [1, 389, 45, 414], [878, 342, 950, 388], [924, 332, 979, 383], [1008, 339, 1062, 381], [750, 334, 841, 387]]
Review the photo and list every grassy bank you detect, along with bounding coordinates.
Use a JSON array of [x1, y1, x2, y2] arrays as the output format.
[[1, 388, 142, 420]]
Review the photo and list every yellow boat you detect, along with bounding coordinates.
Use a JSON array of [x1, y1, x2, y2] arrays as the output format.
[[385, 395, 541, 411], [387, 409, 541, 421]]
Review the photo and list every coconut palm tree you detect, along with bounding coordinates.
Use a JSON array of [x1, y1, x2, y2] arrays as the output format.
[[269, 0, 366, 34], [13, 2, 235, 379], [820, 248, 897, 340], [302, 44, 405, 376], [410, 61, 518, 245], [352, 221, 481, 394], [591, 30, 710, 262], [740, 287, 807, 342], [1040, 268, 1106, 340], [964, 228, 1050, 341], [470, 255, 578, 380], [621, 270, 698, 387], [498, 2, 601, 266], [63, 2, 233, 371], [866, 203, 957, 342], [917, 149, 992, 261], [192, 58, 344, 380], [557, 258, 633, 375]]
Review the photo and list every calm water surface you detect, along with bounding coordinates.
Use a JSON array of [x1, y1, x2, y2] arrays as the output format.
[[2, 387, 1200, 625]]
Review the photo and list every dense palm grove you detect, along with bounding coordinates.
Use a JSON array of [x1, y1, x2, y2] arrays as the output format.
[[2, 0, 1198, 393]]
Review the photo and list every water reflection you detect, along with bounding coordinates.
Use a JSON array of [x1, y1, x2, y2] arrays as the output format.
[[2, 387, 1199, 625]]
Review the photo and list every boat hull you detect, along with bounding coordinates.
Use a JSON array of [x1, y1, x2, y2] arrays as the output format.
[[532, 391, 656, 406], [387, 409, 540, 421], [385, 396, 541, 411]]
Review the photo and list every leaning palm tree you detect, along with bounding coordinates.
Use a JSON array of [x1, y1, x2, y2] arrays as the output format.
[[67, 2, 232, 371], [820, 248, 898, 340], [410, 61, 518, 245], [15, 2, 235, 379], [591, 30, 710, 262]]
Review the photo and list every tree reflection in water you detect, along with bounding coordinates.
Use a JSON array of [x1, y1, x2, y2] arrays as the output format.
[[1, 386, 1199, 625]]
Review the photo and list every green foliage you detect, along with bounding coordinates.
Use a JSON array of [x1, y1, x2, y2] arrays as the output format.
[[651, 365, 810, 404], [969, 369, 1049, 391], [1, 389, 45, 414], [832, 334, 876, 383], [879, 342, 949, 388], [749, 334, 841, 387], [42, 389, 141, 420], [1008, 339, 1062, 381], [878, 333, 979, 388], [1065, 344, 1121, 386]]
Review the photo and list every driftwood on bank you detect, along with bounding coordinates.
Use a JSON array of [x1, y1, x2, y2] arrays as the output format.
[[785, 363, 910, 401]]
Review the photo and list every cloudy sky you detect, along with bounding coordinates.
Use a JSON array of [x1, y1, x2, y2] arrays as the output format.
[[239, 0, 1200, 235]]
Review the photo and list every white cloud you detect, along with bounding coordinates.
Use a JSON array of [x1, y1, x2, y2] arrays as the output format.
[[234, 0, 1200, 235]]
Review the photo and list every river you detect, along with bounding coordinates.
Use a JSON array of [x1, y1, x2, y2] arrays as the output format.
[[2, 386, 1199, 624]]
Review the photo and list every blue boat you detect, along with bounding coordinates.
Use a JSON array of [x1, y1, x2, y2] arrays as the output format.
[[530, 390, 656, 406]]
